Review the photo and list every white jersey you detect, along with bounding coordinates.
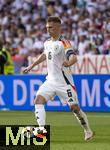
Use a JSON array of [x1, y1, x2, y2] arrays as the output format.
[[44, 36, 77, 86]]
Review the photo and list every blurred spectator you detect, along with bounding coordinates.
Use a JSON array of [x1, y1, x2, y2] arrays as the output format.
[[3, 42, 14, 74], [46, 0, 55, 15], [0, 40, 8, 74], [103, 32, 110, 54], [78, 33, 89, 55], [0, 40, 14, 74], [95, 38, 104, 54], [86, 0, 98, 16]]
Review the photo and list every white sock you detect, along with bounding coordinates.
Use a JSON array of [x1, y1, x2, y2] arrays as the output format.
[[35, 104, 46, 129], [73, 109, 91, 132]]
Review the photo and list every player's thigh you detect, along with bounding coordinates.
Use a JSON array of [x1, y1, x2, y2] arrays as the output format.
[[56, 84, 78, 105], [36, 80, 56, 102]]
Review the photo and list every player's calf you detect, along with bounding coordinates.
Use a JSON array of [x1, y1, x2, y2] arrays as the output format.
[[70, 104, 86, 126], [70, 104, 93, 139]]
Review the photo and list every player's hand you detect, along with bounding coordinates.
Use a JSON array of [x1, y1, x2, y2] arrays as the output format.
[[63, 60, 70, 67], [23, 66, 32, 74]]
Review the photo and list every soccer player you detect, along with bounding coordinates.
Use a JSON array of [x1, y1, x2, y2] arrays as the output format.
[[23, 16, 94, 141]]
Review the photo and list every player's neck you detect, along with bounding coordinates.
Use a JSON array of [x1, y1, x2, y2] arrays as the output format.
[[51, 34, 61, 41]]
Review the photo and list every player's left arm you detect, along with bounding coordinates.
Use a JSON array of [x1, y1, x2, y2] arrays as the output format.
[[63, 54, 77, 67], [63, 41, 79, 67]]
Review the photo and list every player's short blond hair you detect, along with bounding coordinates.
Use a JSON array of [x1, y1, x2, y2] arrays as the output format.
[[46, 16, 61, 24]]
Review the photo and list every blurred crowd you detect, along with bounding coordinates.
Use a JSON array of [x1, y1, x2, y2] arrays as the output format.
[[0, 0, 110, 74]]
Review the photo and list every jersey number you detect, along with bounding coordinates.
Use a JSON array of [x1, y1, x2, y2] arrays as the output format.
[[48, 52, 52, 60], [67, 89, 72, 97]]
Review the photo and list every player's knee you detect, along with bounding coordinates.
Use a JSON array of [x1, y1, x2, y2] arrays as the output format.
[[35, 95, 45, 104], [70, 104, 80, 113]]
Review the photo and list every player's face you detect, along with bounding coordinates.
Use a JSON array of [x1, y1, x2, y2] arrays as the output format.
[[46, 22, 61, 37]]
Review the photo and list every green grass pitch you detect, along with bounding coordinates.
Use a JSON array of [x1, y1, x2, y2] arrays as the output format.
[[0, 111, 110, 150]]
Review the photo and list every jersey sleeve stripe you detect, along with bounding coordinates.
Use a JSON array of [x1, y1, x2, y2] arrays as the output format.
[[61, 40, 67, 48], [61, 40, 72, 49], [66, 40, 72, 47]]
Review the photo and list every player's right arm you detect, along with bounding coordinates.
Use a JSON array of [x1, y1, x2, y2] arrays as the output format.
[[23, 53, 46, 73]]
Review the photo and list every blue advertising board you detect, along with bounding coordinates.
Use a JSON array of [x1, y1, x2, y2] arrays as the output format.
[[0, 75, 110, 112]]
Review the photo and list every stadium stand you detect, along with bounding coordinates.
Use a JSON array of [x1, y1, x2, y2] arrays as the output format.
[[0, 0, 110, 73]]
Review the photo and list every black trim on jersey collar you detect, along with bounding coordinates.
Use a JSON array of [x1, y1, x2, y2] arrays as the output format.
[[59, 35, 65, 41]]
